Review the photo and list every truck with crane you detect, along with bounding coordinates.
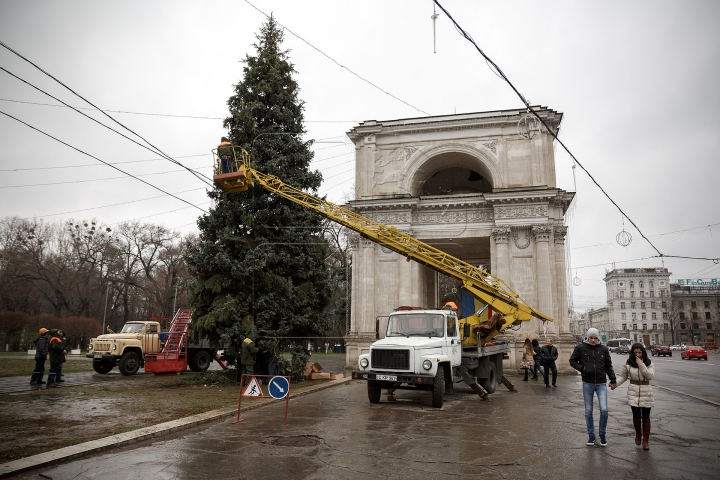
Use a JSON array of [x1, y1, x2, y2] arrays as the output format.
[[212, 146, 553, 407], [86, 309, 220, 375]]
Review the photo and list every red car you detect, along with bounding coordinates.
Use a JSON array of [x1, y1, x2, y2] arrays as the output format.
[[650, 345, 672, 357], [681, 345, 708, 360]]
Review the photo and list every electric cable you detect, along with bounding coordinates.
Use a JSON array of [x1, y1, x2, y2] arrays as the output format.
[[0, 98, 360, 123], [0, 64, 214, 188], [432, 0, 717, 264], [0, 110, 206, 213], [242, 0, 431, 116], [0, 42, 212, 188], [0, 153, 210, 172], [22, 188, 205, 219], [1, 168, 207, 189]]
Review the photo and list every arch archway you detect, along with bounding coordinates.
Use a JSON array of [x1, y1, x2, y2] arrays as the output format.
[[402, 143, 502, 197]]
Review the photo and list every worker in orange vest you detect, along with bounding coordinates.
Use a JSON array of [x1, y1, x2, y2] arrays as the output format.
[[217, 137, 234, 173]]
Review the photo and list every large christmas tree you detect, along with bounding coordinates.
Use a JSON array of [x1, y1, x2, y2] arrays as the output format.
[[185, 16, 333, 376]]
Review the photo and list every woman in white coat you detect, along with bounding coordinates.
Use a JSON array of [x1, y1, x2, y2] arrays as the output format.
[[614, 343, 655, 450]]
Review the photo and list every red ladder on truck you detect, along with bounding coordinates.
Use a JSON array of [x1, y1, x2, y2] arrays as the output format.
[[144, 309, 191, 374]]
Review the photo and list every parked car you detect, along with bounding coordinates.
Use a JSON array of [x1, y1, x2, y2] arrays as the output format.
[[650, 345, 672, 357], [703, 342, 718, 350], [670, 344, 686, 351], [681, 345, 708, 360]]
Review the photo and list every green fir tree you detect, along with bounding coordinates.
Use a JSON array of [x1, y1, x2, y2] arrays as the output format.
[[185, 16, 333, 379]]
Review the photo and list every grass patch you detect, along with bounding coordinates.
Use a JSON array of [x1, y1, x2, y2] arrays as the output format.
[[0, 358, 96, 377]]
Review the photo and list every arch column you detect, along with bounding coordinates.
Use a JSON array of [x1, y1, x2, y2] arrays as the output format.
[[491, 228, 511, 283], [532, 225, 555, 335]]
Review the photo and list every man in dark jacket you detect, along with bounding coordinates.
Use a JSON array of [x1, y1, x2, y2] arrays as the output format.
[[540, 338, 559, 387], [46, 329, 65, 387], [570, 328, 617, 447], [30, 328, 49, 385]]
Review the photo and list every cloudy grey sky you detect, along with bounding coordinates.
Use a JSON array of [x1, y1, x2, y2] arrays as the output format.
[[1, 0, 718, 312]]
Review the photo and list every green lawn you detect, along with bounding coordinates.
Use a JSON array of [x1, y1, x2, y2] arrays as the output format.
[[0, 357, 94, 377]]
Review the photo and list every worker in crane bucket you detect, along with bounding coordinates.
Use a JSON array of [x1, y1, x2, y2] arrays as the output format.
[[218, 137, 233, 173], [442, 292, 458, 311]]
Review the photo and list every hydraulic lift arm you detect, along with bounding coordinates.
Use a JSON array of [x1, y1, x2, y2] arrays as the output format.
[[212, 147, 553, 343]]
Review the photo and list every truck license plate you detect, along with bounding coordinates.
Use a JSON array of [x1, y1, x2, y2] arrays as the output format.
[[376, 375, 397, 381], [94, 354, 102, 359]]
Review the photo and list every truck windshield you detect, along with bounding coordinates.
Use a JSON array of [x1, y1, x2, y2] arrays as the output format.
[[120, 324, 145, 333], [387, 313, 445, 337]]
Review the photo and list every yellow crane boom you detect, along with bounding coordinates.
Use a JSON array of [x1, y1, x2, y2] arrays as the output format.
[[212, 147, 553, 343]]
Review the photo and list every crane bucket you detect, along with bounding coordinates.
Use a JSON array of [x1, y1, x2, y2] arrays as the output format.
[[212, 146, 253, 192]]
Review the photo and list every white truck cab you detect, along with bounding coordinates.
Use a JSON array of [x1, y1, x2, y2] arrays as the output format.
[[353, 309, 461, 408]]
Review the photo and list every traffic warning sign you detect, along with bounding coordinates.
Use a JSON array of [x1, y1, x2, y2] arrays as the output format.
[[242, 377, 263, 397]]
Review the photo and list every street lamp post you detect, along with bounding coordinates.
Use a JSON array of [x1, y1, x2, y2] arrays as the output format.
[[102, 282, 110, 334]]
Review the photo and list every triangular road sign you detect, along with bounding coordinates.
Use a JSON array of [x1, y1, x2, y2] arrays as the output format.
[[242, 377, 264, 397]]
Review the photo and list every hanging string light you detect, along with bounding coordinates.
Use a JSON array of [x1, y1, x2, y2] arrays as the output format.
[[431, 1, 439, 53], [517, 111, 541, 139], [572, 269, 582, 286], [616, 217, 632, 247]]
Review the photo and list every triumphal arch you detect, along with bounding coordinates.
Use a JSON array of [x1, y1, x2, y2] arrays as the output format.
[[343, 108, 576, 371]]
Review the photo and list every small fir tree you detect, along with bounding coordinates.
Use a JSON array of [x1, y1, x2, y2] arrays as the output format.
[[185, 16, 333, 379]]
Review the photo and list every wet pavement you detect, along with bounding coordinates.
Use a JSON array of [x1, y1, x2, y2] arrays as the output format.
[[12, 373, 720, 480]]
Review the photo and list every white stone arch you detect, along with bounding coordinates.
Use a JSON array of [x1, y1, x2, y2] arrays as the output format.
[[401, 142, 503, 197]]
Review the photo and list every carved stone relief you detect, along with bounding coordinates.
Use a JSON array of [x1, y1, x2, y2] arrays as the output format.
[[481, 140, 498, 154], [494, 205, 548, 219], [414, 209, 493, 225], [511, 226, 532, 249], [364, 212, 412, 224], [404, 146, 419, 163], [491, 227, 511, 244], [531, 225, 552, 242], [554, 226, 568, 244]]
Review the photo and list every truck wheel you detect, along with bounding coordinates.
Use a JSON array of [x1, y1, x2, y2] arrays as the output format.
[[189, 350, 212, 372], [93, 361, 113, 374], [432, 366, 445, 408], [119, 351, 140, 376], [479, 362, 497, 394], [367, 381, 381, 403]]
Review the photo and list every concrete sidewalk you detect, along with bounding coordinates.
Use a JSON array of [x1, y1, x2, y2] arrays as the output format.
[[6, 374, 720, 480]]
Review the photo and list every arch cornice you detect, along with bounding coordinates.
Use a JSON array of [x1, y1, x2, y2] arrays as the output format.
[[401, 142, 503, 195]]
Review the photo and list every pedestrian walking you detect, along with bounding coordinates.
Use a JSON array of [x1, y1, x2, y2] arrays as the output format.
[[46, 329, 65, 387], [531, 338, 543, 381], [30, 328, 49, 385], [569, 327, 617, 447], [521, 338, 535, 381], [541, 338, 559, 388], [613, 343, 655, 450]]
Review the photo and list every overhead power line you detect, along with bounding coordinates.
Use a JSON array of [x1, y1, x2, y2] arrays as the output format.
[[433, 0, 718, 264], [242, 0, 431, 116], [0, 98, 359, 123], [22, 188, 205, 219], [0, 110, 206, 213], [0, 167, 204, 189], [0, 41, 213, 188], [0, 153, 210, 172]]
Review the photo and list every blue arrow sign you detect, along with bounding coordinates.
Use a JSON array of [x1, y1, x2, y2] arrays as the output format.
[[268, 376, 290, 399]]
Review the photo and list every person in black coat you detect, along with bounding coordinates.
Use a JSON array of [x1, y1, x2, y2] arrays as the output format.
[[531, 338, 543, 381], [30, 328, 49, 385], [541, 338, 559, 387]]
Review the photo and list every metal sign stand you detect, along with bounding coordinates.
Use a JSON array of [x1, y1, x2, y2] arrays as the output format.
[[233, 375, 292, 425]]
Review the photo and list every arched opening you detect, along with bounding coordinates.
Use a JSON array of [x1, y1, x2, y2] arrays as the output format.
[[410, 151, 495, 197], [423, 167, 492, 195]]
